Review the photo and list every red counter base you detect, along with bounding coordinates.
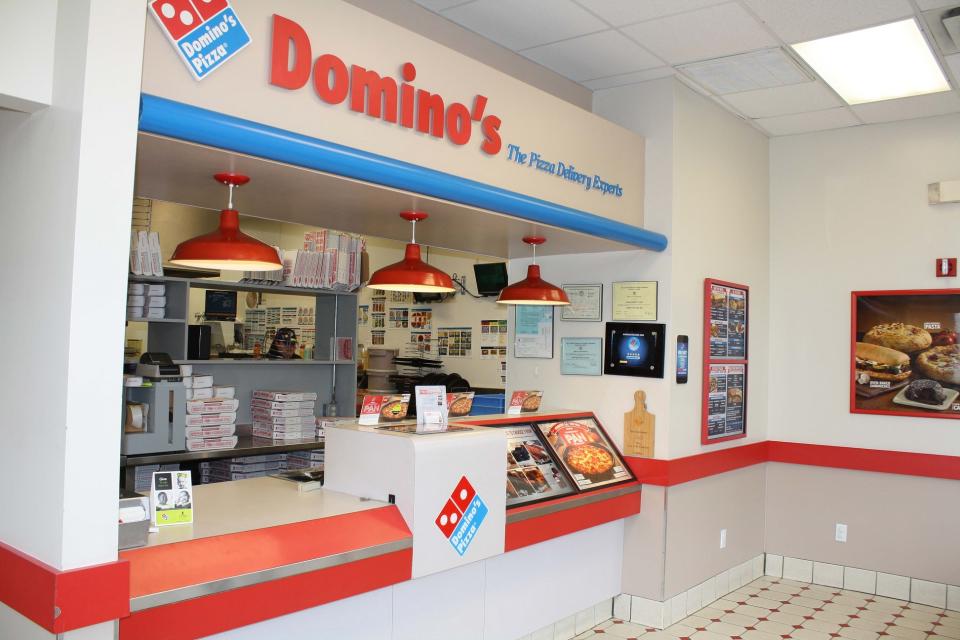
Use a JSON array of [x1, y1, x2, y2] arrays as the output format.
[[119, 549, 411, 640]]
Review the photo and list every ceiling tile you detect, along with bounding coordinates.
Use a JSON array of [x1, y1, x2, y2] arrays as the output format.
[[741, 0, 914, 43], [851, 90, 960, 123], [755, 107, 860, 135], [582, 67, 674, 90], [915, 0, 960, 10], [947, 52, 960, 81], [574, 0, 728, 27], [442, 0, 608, 50], [723, 80, 842, 118], [413, 0, 473, 11], [678, 47, 810, 94], [621, 2, 778, 65], [521, 30, 663, 81]]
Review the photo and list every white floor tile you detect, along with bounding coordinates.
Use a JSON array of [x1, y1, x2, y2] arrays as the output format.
[[783, 557, 814, 583], [765, 555, 783, 578], [555, 615, 576, 640], [844, 568, 877, 595], [575, 607, 596, 634], [613, 594, 631, 621], [531, 625, 554, 640], [702, 578, 718, 608], [595, 599, 612, 625], [632, 595, 664, 628], [948, 585, 960, 612], [912, 579, 947, 608], [877, 573, 911, 601], [813, 562, 843, 588]]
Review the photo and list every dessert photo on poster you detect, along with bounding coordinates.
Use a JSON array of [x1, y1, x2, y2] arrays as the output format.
[[852, 290, 960, 418]]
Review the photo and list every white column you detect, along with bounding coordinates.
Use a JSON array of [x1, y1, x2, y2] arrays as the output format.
[[0, 0, 144, 636]]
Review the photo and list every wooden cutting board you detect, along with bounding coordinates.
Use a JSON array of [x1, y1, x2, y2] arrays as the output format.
[[623, 390, 655, 458]]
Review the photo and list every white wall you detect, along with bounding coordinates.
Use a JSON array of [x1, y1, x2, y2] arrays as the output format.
[[0, 0, 143, 587], [769, 113, 960, 456], [0, 0, 58, 111]]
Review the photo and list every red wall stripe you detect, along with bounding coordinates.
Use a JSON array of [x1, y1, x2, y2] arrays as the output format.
[[627, 442, 769, 486], [767, 441, 960, 480]]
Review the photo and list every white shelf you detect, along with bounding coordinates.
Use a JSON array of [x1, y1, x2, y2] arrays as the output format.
[[126, 317, 185, 323], [175, 359, 355, 366], [188, 279, 357, 297]]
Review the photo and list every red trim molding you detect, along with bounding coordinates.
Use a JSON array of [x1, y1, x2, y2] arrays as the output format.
[[506, 487, 641, 551], [767, 441, 960, 480], [0, 540, 129, 634], [628, 440, 960, 486], [119, 549, 411, 640]]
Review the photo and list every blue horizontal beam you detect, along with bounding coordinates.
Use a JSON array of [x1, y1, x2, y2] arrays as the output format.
[[138, 94, 667, 252]]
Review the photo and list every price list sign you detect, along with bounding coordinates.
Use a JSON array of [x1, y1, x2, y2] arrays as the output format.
[[702, 279, 749, 444]]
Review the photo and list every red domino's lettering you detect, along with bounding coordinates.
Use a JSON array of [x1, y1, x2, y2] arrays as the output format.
[[269, 14, 503, 154]]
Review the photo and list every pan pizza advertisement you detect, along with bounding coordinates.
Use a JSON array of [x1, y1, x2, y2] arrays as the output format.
[[852, 289, 960, 419]]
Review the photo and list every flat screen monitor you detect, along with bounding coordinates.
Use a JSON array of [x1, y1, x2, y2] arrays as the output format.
[[473, 262, 508, 296], [604, 322, 666, 378], [205, 290, 237, 321]]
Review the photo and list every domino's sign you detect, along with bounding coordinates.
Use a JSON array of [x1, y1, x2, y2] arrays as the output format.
[[435, 476, 488, 556], [149, 0, 251, 80]]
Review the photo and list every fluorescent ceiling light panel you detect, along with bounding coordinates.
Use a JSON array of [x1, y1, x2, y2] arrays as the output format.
[[679, 48, 810, 95], [792, 19, 950, 105]]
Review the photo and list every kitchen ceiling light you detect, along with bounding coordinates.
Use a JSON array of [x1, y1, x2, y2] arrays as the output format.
[[791, 19, 950, 105], [367, 211, 455, 293], [170, 173, 282, 271], [496, 236, 570, 306]]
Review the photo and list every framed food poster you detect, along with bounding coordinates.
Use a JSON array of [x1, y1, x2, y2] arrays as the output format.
[[502, 423, 576, 507], [702, 279, 749, 444], [535, 417, 634, 491], [851, 289, 960, 419]]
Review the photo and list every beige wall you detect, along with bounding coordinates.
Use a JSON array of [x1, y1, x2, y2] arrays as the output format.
[[769, 113, 960, 456], [765, 463, 960, 586], [663, 465, 766, 598], [622, 485, 668, 600]]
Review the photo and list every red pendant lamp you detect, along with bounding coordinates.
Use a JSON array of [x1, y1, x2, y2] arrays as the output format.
[[497, 236, 570, 305], [170, 173, 283, 271], [368, 211, 455, 293]]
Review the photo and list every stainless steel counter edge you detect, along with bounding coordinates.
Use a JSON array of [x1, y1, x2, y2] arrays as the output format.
[[129, 537, 412, 612], [506, 483, 642, 524]]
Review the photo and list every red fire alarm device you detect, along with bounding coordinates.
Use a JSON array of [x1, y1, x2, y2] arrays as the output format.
[[936, 258, 957, 277]]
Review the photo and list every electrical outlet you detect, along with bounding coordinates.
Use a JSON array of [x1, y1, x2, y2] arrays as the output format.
[[720, 528, 727, 549], [835, 523, 848, 543]]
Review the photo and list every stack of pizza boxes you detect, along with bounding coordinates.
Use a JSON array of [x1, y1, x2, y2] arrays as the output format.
[[183, 375, 238, 451], [251, 390, 319, 440]]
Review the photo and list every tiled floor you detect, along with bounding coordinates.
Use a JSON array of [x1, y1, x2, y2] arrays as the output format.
[[576, 576, 960, 640]]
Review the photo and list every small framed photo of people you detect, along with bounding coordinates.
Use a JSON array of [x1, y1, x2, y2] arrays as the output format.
[[851, 289, 960, 420], [151, 470, 194, 526]]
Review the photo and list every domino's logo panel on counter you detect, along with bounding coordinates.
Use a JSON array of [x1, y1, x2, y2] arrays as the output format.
[[150, 0, 251, 80], [435, 476, 488, 556]]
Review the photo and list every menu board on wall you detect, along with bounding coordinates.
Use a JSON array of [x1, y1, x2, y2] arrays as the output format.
[[503, 424, 575, 507], [706, 364, 746, 440], [536, 418, 632, 490], [702, 279, 749, 444], [708, 282, 748, 359]]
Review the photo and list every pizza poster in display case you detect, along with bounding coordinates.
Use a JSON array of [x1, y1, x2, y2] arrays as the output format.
[[702, 279, 749, 444], [851, 290, 960, 419], [535, 417, 633, 490], [502, 424, 576, 507]]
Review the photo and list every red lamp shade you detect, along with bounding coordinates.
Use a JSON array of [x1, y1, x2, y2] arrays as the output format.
[[497, 236, 570, 305], [496, 264, 570, 305], [170, 173, 282, 272], [368, 243, 455, 293], [170, 209, 282, 271], [367, 211, 455, 293]]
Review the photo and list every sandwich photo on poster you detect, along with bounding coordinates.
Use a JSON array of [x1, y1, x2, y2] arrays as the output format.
[[852, 290, 960, 419]]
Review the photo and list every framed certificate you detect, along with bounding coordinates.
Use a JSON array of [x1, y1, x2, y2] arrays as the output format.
[[561, 284, 603, 322], [560, 337, 603, 376], [514, 306, 554, 359], [612, 281, 658, 321]]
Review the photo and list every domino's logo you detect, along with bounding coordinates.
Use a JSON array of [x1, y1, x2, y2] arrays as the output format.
[[149, 0, 251, 80], [435, 476, 488, 557]]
